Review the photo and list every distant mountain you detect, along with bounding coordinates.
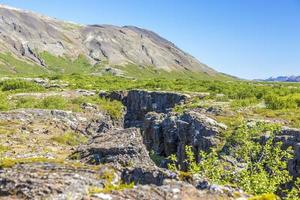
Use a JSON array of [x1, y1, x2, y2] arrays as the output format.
[[0, 4, 229, 78], [263, 76, 300, 82]]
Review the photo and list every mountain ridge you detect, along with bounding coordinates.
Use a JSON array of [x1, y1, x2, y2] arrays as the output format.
[[262, 75, 300, 82]]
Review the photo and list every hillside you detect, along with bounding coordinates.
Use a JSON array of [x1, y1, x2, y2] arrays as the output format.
[[0, 4, 224, 78]]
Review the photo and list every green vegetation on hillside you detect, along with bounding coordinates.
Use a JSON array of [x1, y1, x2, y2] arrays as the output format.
[[0, 52, 231, 80], [0, 53, 46, 75], [39, 52, 93, 74]]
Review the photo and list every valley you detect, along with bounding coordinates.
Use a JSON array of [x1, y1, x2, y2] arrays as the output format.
[[0, 3, 299, 200]]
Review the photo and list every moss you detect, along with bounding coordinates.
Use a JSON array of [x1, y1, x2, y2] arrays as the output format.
[[0, 145, 10, 153], [178, 171, 193, 182], [249, 194, 278, 200]]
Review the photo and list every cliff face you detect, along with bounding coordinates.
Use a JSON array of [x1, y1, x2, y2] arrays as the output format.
[[0, 4, 218, 75]]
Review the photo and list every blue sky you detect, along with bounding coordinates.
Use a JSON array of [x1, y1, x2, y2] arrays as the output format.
[[0, 0, 299, 79]]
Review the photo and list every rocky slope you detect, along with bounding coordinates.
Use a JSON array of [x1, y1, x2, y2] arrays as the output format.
[[0, 4, 219, 76]]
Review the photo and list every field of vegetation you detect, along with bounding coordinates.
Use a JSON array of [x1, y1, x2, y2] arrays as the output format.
[[0, 74, 300, 199]]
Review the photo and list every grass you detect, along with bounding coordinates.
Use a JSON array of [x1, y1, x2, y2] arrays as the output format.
[[88, 168, 134, 195], [70, 96, 124, 119], [51, 132, 88, 146], [2, 95, 124, 119], [88, 183, 134, 195], [0, 51, 233, 81], [39, 52, 93, 74], [0, 53, 46, 75], [0, 157, 64, 168]]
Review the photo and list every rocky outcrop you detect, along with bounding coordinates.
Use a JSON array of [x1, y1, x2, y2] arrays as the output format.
[[0, 163, 105, 200], [99, 90, 226, 168], [143, 111, 227, 167], [73, 127, 179, 186], [100, 90, 190, 128], [0, 108, 119, 136], [274, 127, 300, 177], [0, 163, 246, 200], [73, 128, 155, 168]]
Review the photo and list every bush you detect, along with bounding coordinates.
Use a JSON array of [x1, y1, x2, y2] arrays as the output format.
[[168, 123, 294, 196], [0, 79, 44, 92], [37, 96, 68, 110], [231, 97, 259, 108], [264, 94, 297, 110]]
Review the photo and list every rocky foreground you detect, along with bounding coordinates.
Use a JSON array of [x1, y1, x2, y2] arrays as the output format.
[[0, 89, 299, 199]]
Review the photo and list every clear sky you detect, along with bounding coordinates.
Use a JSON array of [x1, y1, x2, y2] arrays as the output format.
[[0, 0, 299, 79]]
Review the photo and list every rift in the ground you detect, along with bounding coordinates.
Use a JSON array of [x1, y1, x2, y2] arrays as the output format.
[[0, 4, 299, 200]]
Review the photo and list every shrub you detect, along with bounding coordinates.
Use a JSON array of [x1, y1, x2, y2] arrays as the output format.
[[231, 97, 259, 108], [37, 96, 68, 110], [0, 79, 44, 92], [264, 94, 297, 110], [168, 123, 294, 196]]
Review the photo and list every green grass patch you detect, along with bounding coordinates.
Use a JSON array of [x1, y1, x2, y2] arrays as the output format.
[[51, 132, 88, 146], [0, 53, 46, 75], [0, 79, 44, 92], [0, 157, 64, 168], [0, 145, 10, 153]]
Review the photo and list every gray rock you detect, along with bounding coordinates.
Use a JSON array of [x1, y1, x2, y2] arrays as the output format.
[[0, 109, 118, 136], [73, 128, 155, 168], [0, 163, 104, 200], [143, 111, 227, 168], [99, 179, 247, 200], [124, 90, 189, 128]]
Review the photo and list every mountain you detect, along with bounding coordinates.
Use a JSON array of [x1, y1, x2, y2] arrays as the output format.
[[264, 76, 300, 82], [0, 4, 224, 78]]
